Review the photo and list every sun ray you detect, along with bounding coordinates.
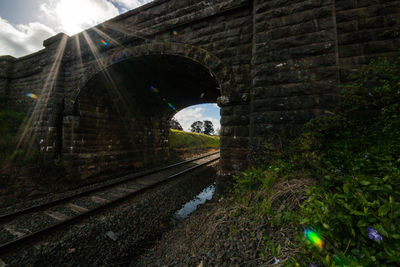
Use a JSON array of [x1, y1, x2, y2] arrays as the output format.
[[92, 27, 124, 48], [12, 35, 68, 162], [81, 31, 131, 120], [74, 34, 84, 71], [104, 21, 154, 43]]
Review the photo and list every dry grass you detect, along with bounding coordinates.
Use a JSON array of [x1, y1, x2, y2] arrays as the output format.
[[137, 177, 316, 266], [269, 178, 315, 212]]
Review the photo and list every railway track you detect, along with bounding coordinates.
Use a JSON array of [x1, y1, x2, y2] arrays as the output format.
[[0, 151, 219, 256]]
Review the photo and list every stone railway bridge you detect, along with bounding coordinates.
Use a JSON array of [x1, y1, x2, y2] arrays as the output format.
[[0, 0, 399, 185]]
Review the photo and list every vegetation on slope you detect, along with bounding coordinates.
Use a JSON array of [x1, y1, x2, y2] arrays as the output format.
[[232, 57, 400, 266], [169, 129, 219, 150]]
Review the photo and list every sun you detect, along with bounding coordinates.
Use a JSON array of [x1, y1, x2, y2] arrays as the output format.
[[43, 0, 119, 35]]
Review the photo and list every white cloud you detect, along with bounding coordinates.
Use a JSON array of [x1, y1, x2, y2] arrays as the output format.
[[0, 0, 155, 57], [0, 17, 55, 57], [174, 106, 221, 133], [110, 0, 151, 9], [40, 0, 120, 35], [174, 107, 204, 132]]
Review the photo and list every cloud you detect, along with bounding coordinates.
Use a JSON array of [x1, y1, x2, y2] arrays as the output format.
[[174, 106, 221, 133], [0, 17, 55, 57], [40, 0, 120, 35], [0, 0, 155, 57], [174, 107, 204, 132], [110, 0, 151, 9]]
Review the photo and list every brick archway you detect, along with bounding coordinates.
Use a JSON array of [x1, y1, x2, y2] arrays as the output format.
[[65, 42, 232, 115]]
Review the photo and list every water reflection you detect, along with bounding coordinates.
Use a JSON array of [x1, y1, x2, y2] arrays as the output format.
[[173, 182, 215, 220]]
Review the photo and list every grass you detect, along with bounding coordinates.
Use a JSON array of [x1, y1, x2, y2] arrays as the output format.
[[169, 129, 219, 149]]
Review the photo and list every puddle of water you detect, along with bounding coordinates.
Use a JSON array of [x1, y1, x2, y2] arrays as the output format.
[[173, 182, 215, 220]]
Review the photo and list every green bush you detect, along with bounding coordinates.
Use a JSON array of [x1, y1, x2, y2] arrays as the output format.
[[294, 57, 400, 266], [233, 158, 293, 193], [233, 167, 265, 192], [233, 57, 400, 266]]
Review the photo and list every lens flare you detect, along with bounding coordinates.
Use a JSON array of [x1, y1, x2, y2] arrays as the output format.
[[150, 85, 159, 93], [168, 102, 176, 111], [24, 92, 38, 99], [304, 228, 324, 248], [101, 39, 108, 46]]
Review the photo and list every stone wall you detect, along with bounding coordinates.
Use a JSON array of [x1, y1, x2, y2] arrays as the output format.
[[0, 0, 399, 186], [336, 0, 400, 82], [250, 0, 400, 151], [60, 0, 253, 178], [251, 0, 340, 150]]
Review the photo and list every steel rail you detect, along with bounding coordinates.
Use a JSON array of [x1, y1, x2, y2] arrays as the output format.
[[0, 151, 219, 222], [0, 154, 219, 255]]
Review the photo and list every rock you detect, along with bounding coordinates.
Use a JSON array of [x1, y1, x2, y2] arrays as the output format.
[[105, 231, 117, 241]]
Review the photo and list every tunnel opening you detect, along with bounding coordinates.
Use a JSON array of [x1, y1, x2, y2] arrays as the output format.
[[64, 54, 221, 182], [169, 103, 220, 160]]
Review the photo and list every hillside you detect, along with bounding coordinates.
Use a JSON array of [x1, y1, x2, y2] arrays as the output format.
[[169, 129, 219, 150]]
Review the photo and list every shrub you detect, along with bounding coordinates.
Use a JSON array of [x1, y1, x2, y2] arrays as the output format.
[[294, 57, 400, 266], [233, 57, 400, 266]]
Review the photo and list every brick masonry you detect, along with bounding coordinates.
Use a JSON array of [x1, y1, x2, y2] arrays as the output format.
[[0, 0, 399, 184]]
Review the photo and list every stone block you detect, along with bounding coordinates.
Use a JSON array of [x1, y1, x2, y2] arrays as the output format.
[[220, 115, 249, 126], [220, 136, 249, 149], [2, 0, 398, 184]]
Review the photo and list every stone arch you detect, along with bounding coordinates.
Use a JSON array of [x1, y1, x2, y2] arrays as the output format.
[[60, 41, 228, 180], [65, 42, 232, 114]]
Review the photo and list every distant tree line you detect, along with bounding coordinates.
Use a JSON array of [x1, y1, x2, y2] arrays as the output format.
[[190, 120, 214, 135], [170, 118, 183, 130], [170, 118, 216, 135]]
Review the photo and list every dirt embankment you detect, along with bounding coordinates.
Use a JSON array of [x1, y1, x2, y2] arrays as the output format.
[[137, 178, 314, 266]]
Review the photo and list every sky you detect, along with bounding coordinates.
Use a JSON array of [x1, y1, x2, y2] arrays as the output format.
[[0, 0, 220, 132], [174, 104, 220, 133], [0, 0, 152, 57]]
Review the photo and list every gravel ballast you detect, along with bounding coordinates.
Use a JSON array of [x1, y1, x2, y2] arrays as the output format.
[[1, 163, 217, 266]]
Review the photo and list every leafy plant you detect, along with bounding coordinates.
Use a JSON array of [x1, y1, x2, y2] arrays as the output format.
[[232, 57, 400, 266], [233, 167, 265, 192], [294, 57, 400, 265]]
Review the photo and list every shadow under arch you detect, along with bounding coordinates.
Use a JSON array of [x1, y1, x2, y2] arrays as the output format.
[[61, 46, 224, 182], [65, 42, 232, 115]]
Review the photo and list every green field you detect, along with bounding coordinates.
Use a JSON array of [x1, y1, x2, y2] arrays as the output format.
[[169, 129, 219, 149]]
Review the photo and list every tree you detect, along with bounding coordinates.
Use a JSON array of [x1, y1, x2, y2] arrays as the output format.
[[170, 118, 183, 130], [190, 121, 203, 133], [203, 120, 214, 135]]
